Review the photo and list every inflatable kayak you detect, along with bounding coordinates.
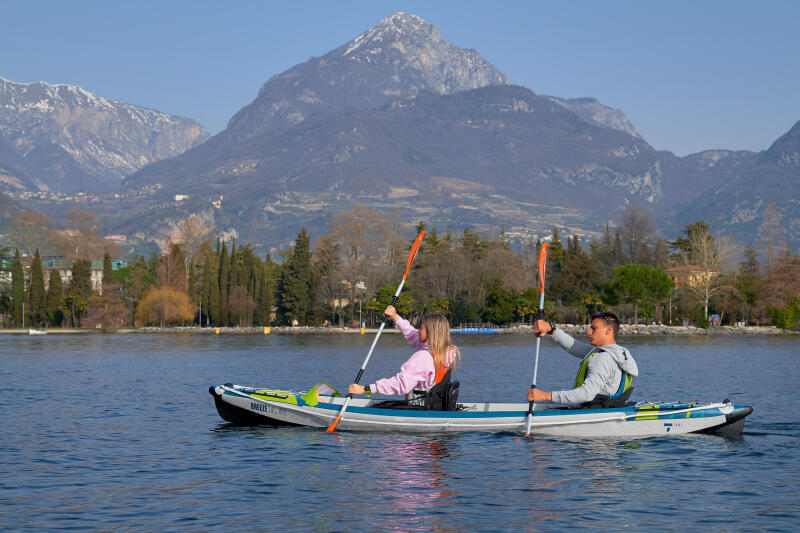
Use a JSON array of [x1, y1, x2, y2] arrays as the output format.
[[209, 383, 753, 438]]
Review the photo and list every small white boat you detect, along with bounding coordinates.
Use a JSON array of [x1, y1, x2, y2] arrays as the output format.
[[209, 383, 753, 438], [27, 329, 47, 336]]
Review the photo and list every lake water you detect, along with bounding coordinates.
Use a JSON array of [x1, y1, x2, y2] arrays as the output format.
[[2, 332, 799, 531]]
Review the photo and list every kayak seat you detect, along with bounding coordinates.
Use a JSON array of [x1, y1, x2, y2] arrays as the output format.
[[371, 376, 462, 412], [580, 387, 635, 409]]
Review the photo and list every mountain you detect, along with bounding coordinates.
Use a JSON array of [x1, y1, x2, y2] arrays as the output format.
[[15, 12, 796, 252], [0, 77, 210, 193], [675, 120, 800, 249], [119, 13, 672, 247], [120, 83, 674, 247], [225, 12, 509, 140], [546, 96, 641, 139]]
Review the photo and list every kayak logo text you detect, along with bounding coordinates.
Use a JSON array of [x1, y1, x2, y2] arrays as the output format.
[[251, 402, 287, 416]]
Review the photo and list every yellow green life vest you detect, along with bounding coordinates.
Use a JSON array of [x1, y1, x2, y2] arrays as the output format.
[[573, 350, 633, 399]]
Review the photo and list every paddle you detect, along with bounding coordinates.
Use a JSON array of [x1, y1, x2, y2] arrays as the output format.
[[325, 229, 427, 432], [524, 241, 549, 437]]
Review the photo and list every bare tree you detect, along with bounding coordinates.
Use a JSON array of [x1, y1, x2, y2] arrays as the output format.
[[10, 212, 53, 257], [168, 214, 214, 265], [52, 208, 120, 260], [617, 204, 657, 264], [678, 224, 735, 319], [757, 202, 789, 273], [324, 203, 392, 320]]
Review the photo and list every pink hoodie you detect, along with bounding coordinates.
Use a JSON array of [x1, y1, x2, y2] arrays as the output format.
[[371, 317, 458, 396]]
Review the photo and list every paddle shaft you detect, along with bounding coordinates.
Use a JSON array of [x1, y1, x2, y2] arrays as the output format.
[[326, 283, 404, 431], [524, 293, 545, 436]]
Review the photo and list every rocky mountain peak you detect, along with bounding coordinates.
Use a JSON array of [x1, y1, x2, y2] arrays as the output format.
[[0, 76, 210, 193], [343, 12, 442, 55], [226, 13, 508, 137]]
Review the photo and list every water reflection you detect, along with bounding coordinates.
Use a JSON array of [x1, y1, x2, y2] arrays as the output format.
[[366, 436, 455, 532]]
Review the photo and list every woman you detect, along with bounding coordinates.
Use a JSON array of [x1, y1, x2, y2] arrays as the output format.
[[349, 305, 460, 407]]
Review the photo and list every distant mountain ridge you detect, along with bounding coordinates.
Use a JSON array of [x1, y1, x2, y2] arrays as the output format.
[[675, 120, 800, 247], [0, 77, 210, 193], [5, 12, 798, 252], [116, 12, 800, 250]]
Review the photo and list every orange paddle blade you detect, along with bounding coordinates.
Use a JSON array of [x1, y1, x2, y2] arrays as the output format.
[[403, 230, 427, 281], [538, 242, 549, 293], [326, 413, 343, 433]]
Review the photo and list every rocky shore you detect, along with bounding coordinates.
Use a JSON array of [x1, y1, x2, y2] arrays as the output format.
[[507, 324, 787, 336], [2, 324, 790, 335]]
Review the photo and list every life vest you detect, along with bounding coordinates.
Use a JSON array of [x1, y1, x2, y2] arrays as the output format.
[[574, 349, 633, 402], [408, 352, 460, 410]]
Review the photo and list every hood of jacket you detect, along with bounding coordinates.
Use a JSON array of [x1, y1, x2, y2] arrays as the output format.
[[599, 343, 638, 377]]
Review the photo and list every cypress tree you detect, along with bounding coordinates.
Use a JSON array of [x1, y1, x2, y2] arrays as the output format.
[[29, 249, 45, 325], [549, 228, 564, 267], [11, 249, 24, 326], [102, 251, 113, 293], [278, 229, 314, 325], [229, 240, 239, 289], [47, 269, 64, 327], [613, 230, 624, 266], [68, 258, 92, 327], [257, 263, 273, 326], [218, 243, 230, 326], [200, 255, 213, 326]]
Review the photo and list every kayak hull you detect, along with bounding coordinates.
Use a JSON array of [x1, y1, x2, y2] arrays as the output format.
[[210, 384, 752, 438]]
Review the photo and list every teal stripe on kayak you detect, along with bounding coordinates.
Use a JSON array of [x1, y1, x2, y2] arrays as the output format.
[[311, 402, 645, 419]]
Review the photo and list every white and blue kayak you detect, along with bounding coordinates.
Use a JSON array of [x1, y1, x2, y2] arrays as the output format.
[[209, 383, 753, 438]]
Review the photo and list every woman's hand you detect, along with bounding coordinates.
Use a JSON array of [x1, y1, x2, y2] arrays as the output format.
[[349, 384, 365, 395], [384, 305, 400, 322]]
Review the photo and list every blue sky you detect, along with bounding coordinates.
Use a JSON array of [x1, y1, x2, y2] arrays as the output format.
[[1, 0, 797, 156]]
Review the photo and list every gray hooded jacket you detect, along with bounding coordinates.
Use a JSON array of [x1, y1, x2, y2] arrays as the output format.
[[549, 328, 639, 405]]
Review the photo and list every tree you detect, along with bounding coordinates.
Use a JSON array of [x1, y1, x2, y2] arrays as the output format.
[[734, 244, 763, 324], [11, 249, 24, 326], [47, 269, 64, 326], [54, 208, 120, 260], [676, 223, 735, 320], [757, 202, 788, 272], [618, 204, 657, 264], [482, 280, 518, 325], [135, 286, 195, 326], [102, 252, 114, 293], [66, 258, 93, 327], [278, 229, 316, 325], [84, 291, 128, 329], [28, 249, 45, 325], [228, 286, 256, 326], [604, 264, 674, 324], [218, 242, 230, 325], [256, 261, 275, 326], [10, 212, 53, 257]]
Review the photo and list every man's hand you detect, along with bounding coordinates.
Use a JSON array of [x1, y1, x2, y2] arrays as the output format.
[[384, 305, 400, 322], [348, 383, 365, 395], [532, 319, 552, 336], [527, 388, 552, 402]]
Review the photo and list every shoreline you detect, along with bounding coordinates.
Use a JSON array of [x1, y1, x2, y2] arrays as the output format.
[[1, 324, 791, 335]]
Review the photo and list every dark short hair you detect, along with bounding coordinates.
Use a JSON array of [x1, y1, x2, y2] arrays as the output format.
[[592, 311, 620, 338]]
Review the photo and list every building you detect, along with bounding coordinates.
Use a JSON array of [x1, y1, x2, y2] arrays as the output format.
[[663, 265, 719, 288], [41, 258, 128, 294]]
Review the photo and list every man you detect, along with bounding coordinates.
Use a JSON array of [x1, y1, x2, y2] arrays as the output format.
[[527, 312, 638, 406]]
